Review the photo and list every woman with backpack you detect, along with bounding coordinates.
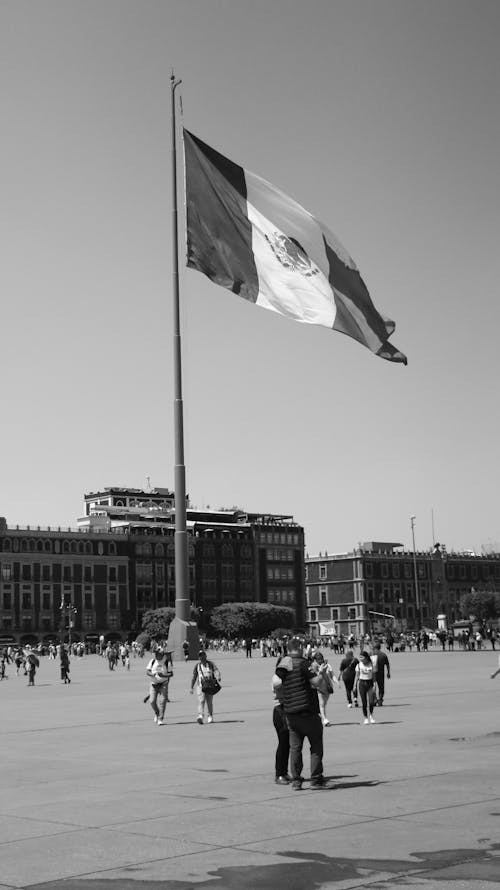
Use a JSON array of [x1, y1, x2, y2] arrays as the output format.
[[190, 649, 221, 724], [146, 648, 173, 726]]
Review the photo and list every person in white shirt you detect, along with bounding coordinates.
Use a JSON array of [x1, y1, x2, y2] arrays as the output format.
[[354, 650, 376, 725]]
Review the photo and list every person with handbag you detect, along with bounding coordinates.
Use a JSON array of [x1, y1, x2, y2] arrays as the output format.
[[146, 648, 173, 726], [311, 650, 338, 726], [190, 649, 221, 724]]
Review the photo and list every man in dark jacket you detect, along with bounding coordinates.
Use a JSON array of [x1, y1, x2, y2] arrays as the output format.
[[371, 642, 391, 705], [275, 638, 327, 790]]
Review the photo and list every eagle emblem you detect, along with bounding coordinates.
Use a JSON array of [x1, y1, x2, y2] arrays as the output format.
[[265, 232, 320, 277]]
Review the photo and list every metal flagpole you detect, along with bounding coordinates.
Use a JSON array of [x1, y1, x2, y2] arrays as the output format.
[[168, 72, 198, 659], [171, 72, 189, 623]]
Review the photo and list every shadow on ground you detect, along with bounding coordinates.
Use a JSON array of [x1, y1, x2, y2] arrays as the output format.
[[27, 842, 500, 890]]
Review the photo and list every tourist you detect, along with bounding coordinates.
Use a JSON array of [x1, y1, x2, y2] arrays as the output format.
[[271, 660, 291, 785], [190, 650, 221, 724], [371, 642, 391, 706], [275, 638, 328, 790], [354, 650, 376, 724], [146, 648, 173, 725], [311, 650, 337, 726], [338, 649, 359, 709]]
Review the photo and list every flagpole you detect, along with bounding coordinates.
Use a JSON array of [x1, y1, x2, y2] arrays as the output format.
[[171, 71, 189, 625]]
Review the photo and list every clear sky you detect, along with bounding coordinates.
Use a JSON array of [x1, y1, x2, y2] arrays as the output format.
[[1, 0, 499, 556]]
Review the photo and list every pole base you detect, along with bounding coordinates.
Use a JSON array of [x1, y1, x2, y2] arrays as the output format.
[[167, 617, 199, 662]]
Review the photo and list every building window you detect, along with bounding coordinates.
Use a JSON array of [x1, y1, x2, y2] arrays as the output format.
[[310, 609, 317, 622], [3, 593, 11, 609], [84, 613, 94, 629], [42, 593, 51, 610], [84, 593, 93, 609], [305, 565, 308, 581], [320, 586, 327, 606], [381, 563, 389, 578], [2, 565, 12, 582], [109, 593, 117, 610], [108, 614, 119, 628], [22, 564, 32, 581], [393, 563, 400, 579], [365, 562, 373, 578], [319, 564, 327, 580], [22, 592, 32, 609]]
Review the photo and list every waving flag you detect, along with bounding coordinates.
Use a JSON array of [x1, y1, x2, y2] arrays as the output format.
[[184, 130, 407, 364]]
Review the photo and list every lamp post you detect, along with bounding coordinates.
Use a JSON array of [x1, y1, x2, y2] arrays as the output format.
[[60, 600, 77, 649], [410, 516, 421, 631]]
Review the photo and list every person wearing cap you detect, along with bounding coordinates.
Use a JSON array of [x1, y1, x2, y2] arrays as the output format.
[[146, 648, 173, 726], [190, 650, 221, 724], [275, 638, 328, 790]]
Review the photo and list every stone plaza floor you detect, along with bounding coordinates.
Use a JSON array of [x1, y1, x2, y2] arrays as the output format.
[[0, 645, 499, 889]]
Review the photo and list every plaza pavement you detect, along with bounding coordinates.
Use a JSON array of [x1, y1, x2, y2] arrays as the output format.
[[0, 646, 499, 890]]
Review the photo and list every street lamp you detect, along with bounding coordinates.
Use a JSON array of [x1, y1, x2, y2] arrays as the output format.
[[60, 600, 77, 648], [410, 516, 421, 631]]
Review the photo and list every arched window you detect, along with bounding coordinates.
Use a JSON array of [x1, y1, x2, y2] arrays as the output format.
[[155, 543, 164, 557], [45, 540, 52, 552], [29, 540, 36, 551], [86, 542, 93, 555], [63, 541, 70, 553], [3, 538, 11, 551], [21, 539, 29, 552], [36, 540, 44, 552], [109, 542, 116, 556]]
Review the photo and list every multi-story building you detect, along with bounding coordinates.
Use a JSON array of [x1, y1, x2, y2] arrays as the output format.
[[306, 541, 500, 638], [0, 487, 305, 646]]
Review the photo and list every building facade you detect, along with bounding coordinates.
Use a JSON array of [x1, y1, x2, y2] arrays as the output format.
[[0, 487, 305, 646], [306, 541, 500, 638]]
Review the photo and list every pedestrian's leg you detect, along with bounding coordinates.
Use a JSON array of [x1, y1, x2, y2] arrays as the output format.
[[359, 680, 368, 718], [273, 705, 290, 780], [308, 715, 324, 783], [377, 676, 385, 704], [158, 685, 167, 722], [318, 691, 330, 725], [206, 693, 214, 721], [368, 682, 376, 720], [197, 690, 205, 722], [286, 714, 304, 786], [345, 677, 354, 705], [150, 686, 159, 720]]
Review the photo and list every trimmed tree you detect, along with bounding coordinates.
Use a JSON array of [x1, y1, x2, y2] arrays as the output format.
[[141, 607, 176, 641], [459, 589, 500, 623], [209, 602, 295, 639]]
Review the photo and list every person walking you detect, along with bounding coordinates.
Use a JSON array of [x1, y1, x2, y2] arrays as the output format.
[[311, 651, 338, 726], [354, 650, 376, 724], [338, 649, 359, 708], [371, 642, 391, 706], [60, 647, 71, 683], [190, 650, 221, 724], [275, 638, 328, 790], [146, 648, 173, 726]]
